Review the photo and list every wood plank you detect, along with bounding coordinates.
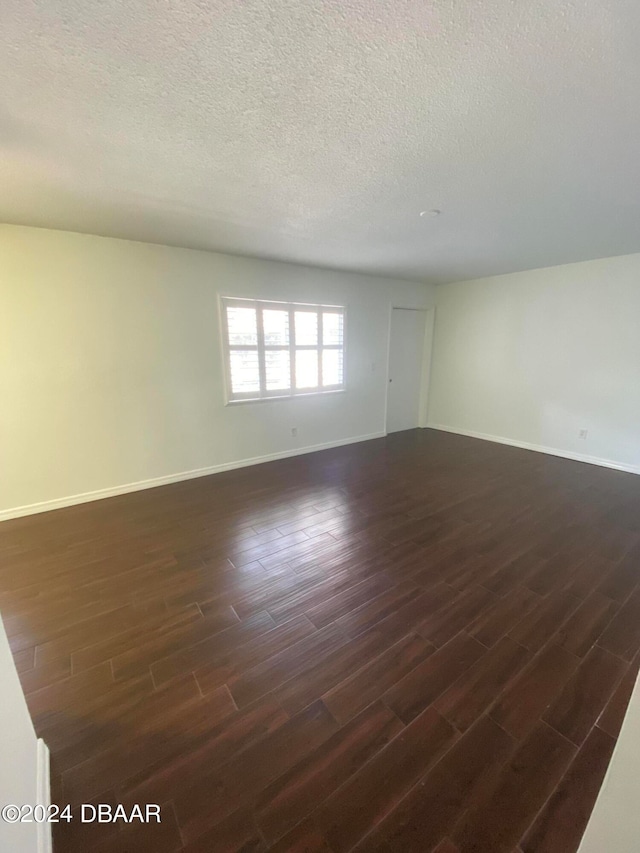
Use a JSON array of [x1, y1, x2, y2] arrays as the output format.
[[374, 715, 514, 852], [304, 573, 394, 628], [468, 586, 540, 648], [508, 591, 581, 652], [595, 546, 640, 602], [416, 585, 497, 648], [553, 591, 620, 657], [543, 644, 626, 745], [521, 725, 616, 853], [489, 644, 579, 739], [117, 695, 288, 809], [452, 722, 576, 853], [323, 634, 433, 725], [227, 623, 348, 708], [255, 701, 403, 844], [180, 808, 267, 853], [597, 653, 640, 738], [62, 681, 236, 802], [314, 707, 457, 853], [432, 842, 461, 853], [434, 636, 530, 732], [267, 819, 334, 852], [598, 587, 640, 661], [383, 632, 485, 725], [174, 700, 338, 844], [110, 604, 240, 681], [194, 614, 317, 697]]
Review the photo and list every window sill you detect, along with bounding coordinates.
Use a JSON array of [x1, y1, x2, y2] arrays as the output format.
[[225, 388, 346, 406]]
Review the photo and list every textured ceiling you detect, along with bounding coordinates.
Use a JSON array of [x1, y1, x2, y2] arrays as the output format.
[[2, 1, 640, 283]]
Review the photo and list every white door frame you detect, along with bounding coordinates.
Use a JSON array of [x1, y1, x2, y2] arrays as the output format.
[[384, 304, 436, 435]]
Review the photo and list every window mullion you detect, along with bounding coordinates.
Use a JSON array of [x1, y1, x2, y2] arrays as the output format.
[[289, 307, 296, 394], [256, 307, 267, 397], [317, 309, 323, 389]]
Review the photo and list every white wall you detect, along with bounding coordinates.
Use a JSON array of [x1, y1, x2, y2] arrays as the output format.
[[0, 224, 434, 518], [0, 616, 42, 853], [428, 253, 640, 473]]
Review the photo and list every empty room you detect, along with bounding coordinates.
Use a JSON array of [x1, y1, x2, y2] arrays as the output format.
[[2, 2, 640, 852]]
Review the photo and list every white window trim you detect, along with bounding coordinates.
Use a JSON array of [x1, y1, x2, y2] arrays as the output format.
[[220, 297, 346, 404]]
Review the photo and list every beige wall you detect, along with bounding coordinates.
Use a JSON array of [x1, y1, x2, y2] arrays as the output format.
[[428, 253, 640, 473], [0, 224, 434, 518]]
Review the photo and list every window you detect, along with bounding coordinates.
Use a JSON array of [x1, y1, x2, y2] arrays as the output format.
[[221, 298, 345, 402]]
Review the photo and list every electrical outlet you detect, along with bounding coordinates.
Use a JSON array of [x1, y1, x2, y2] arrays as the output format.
[[579, 429, 588, 439], [291, 427, 298, 437]]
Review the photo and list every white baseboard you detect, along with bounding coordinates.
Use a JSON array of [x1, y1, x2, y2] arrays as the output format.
[[36, 739, 52, 853], [0, 432, 386, 522], [428, 423, 640, 477]]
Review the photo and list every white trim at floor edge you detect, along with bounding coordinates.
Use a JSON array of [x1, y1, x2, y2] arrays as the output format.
[[37, 739, 52, 853]]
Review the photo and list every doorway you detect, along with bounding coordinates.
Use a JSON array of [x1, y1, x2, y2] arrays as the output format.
[[386, 307, 434, 434]]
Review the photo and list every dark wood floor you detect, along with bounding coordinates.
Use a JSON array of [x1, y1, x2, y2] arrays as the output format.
[[1, 430, 640, 853]]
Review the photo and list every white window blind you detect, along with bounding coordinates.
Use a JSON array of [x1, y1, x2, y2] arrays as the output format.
[[221, 298, 345, 402]]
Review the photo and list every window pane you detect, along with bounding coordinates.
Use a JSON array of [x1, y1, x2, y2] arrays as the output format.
[[323, 312, 343, 346], [263, 309, 289, 345], [265, 350, 291, 391], [223, 299, 344, 402], [229, 350, 260, 394], [227, 306, 257, 345], [322, 349, 344, 386], [295, 311, 318, 345], [295, 350, 319, 389]]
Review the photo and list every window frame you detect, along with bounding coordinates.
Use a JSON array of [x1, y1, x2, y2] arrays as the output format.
[[220, 297, 346, 404]]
